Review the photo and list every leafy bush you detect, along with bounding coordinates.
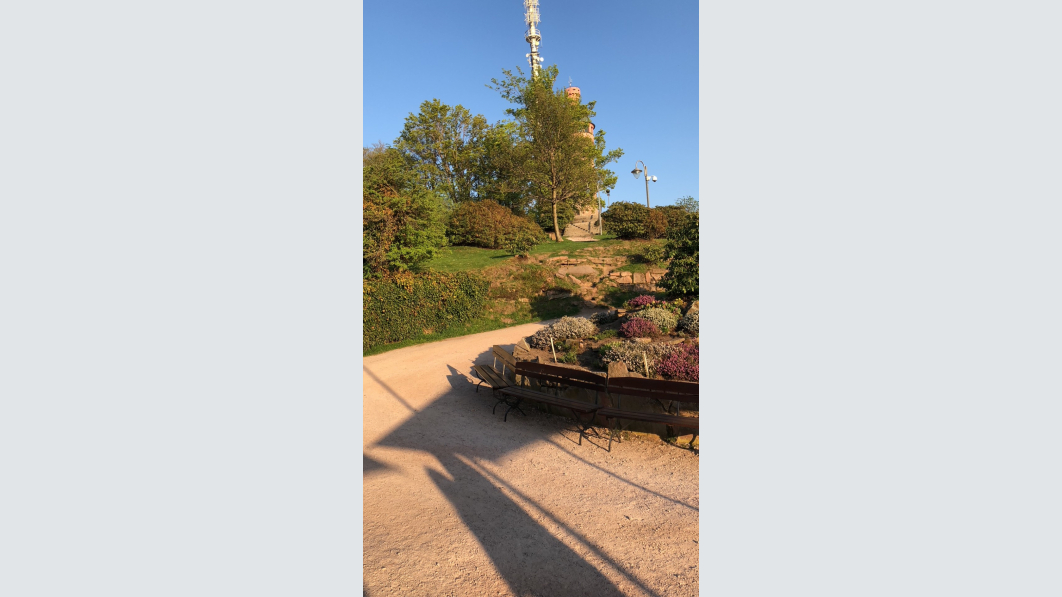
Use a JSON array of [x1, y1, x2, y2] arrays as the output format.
[[677, 305, 699, 337], [620, 317, 659, 338], [559, 350, 579, 364], [595, 329, 618, 340], [363, 271, 489, 349], [624, 295, 657, 309], [528, 316, 598, 349], [502, 220, 544, 257], [363, 145, 447, 273], [638, 243, 666, 265], [448, 199, 546, 251], [602, 201, 650, 239], [600, 341, 673, 376], [657, 342, 699, 381], [646, 210, 668, 239], [630, 307, 679, 333], [655, 205, 689, 231], [660, 212, 699, 297]]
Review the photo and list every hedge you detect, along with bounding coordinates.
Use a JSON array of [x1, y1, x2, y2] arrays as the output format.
[[363, 271, 489, 349]]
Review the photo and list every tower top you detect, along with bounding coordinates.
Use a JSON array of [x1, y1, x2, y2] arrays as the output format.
[[524, 0, 543, 76]]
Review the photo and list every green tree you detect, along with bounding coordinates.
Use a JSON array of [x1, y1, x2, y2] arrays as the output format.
[[395, 99, 490, 207], [675, 195, 699, 214], [490, 66, 623, 241], [363, 144, 447, 274], [472, 121, 532, 215], [659, 211, 699, 297]]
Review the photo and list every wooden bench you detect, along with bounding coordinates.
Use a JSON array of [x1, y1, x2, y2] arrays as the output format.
[[498, 362, 607, 445], [471, 346, 519, 413], [598, 377, 700, 452]]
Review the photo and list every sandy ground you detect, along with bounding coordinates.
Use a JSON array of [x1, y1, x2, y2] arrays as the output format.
[[363, 319, 699, 597]]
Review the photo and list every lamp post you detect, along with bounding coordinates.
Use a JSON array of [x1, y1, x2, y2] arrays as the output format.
[[631, 161, 657, 208]]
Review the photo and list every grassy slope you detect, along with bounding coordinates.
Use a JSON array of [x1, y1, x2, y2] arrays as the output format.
[[364, 236, 668, 356]]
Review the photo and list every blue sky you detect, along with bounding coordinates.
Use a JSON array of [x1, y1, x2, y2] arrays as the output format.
[[364, 0, 699, 208]]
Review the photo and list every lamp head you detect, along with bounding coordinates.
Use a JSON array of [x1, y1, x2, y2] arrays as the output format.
[[631, 167, 642, 179]]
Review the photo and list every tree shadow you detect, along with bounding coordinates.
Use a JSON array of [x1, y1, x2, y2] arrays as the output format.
[[368, 352, 671, 597]]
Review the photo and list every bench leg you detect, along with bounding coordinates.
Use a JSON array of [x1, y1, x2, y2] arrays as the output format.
[[503, 400, 526, 422], [491, 393, 508, 415], [570, 411, 602, 446]]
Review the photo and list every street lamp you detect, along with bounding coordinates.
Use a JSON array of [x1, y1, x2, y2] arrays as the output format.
[[631, 160, 657, 208]]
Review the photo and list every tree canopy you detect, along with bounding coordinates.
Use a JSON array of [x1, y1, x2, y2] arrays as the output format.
[[395, 99, 490, 207], [362, 144, 447, 274], [489, 65, 623, 240]]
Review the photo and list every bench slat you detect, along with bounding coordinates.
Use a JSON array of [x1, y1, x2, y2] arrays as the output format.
[[472, 364, 509, 390], [499, 386, 601, 414]]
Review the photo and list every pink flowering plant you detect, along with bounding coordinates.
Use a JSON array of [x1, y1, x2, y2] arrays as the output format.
[[620, 317, 660, 338], [624, 295, 658, 310], [657, 343, 699, 381]]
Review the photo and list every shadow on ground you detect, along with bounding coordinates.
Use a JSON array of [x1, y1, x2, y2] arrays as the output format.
[[365, 348, 672, 597]]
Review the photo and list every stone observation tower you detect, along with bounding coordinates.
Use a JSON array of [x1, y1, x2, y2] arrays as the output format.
[[561, 85, 603, 240]]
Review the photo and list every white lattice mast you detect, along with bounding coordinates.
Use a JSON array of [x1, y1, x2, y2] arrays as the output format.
[[524, 0, 543, 77]]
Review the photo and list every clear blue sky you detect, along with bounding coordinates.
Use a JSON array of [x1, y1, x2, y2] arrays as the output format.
[[364, 0, 699, 208]]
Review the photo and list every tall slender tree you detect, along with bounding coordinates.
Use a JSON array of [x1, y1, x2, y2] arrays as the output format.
[[490, 66, 623, 241]]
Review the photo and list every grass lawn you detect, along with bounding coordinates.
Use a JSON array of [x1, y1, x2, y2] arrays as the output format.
[[418, 246, 515, 273]]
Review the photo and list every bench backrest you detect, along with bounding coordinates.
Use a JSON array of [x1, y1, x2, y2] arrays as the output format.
[[514, 362, 608, 394], [492, 345, 518, 377], [606, 376, 700, 408]]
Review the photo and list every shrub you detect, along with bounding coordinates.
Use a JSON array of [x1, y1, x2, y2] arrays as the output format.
[[646, 210, 668, 239], [560, 350, 579, 364], [624, 295, 657, 310], [602, 201, 651, 239], [638, 243, 667, 265], [660, 212, 698, 297], [502, 218, 546, 257], [657, 343, 699, 381], [655, 205, 689, 232], [448, 199, 546, 250], [600, 341, 673, 376], [630, 307, 679, 333], [590, 310, 619, 324], [620, 317, 660, 338], [528, 316, 598, 349], [677, 306, 699, 337], [363, 271, 489, 350], [595, 329, 618, 340], [363, 146, 447, 273]]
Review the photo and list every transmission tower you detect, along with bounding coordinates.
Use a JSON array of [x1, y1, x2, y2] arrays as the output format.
[[524, 0, 543, 76]]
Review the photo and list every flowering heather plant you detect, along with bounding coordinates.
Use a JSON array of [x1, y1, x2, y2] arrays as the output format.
[[657, 343, 699, 381], [624, 295, 657, 310], [528, 316, 598, 349], [630, 307, 679, 333], [600, 340, 672, 376], [620, 317, 660, 338]]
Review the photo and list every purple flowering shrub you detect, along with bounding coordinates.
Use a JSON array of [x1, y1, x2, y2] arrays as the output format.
[[624, 295, 657, 310], [620, 317, 660, 338], [657, 343, 699, 381]]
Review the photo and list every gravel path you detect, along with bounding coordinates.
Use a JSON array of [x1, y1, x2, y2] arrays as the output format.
[[363, 320, 699, 597]]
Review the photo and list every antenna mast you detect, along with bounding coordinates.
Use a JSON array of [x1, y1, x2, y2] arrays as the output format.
[[524, 0, 543, 77]]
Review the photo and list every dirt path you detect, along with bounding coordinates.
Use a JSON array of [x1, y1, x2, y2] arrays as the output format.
[[363, 320, 699, 597]]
